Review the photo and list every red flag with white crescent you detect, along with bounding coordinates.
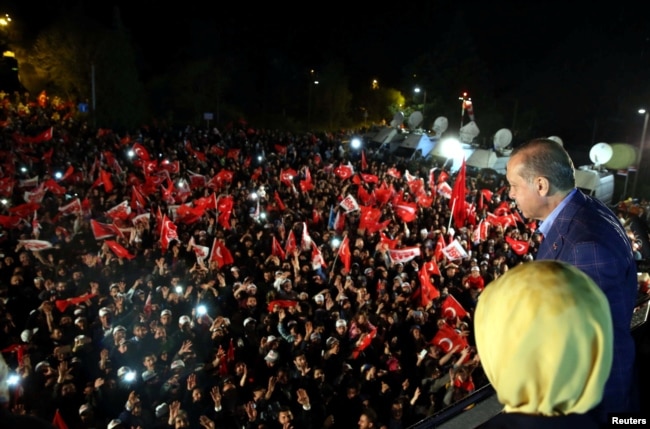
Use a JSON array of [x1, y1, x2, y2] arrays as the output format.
[[505, 236, 530, 256], [285, 229, 297, 256], [442, 295, 469, 320], [338, 236, 351, 274], [431, 323, 468, 353], [210, 238, 234, 267], [160, 215, 178, 253], [272, 235, 286, 260], [105, 240, 136, 260], [418, 263, 440, 307], [311, 242, 327, 270], [132, 142, 150, 160], [394, 201, 418, 223], [90, 219, 121, 240]]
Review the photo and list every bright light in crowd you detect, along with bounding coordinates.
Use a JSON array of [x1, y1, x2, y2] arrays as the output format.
[[124, 371, 136, 382], [175, 286, 183, 294], [438, 137, 464, 160], [54, 171, 63, 179], [250, 192, 258, 200], [331, 237, 341, 249], [260, 212, 267, 219], [20, 166, 27, 173], [127, 150, 135, 158], [257, 155, 263, 162], [1, 199, 8, 205], [7, 373, 19, 386], [350, 137, 362, 150], [197, 305, 207, 316]]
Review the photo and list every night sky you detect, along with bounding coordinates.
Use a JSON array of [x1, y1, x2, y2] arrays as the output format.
[[3, 1, 650, 163]]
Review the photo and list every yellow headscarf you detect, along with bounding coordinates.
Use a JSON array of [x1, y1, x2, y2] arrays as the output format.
[[475, 260, 613, 416]]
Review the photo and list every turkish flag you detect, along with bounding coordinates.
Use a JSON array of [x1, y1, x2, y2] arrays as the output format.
[[106, 200, 131, 221], [386, 167, 401, 179], [52, 408, 69, 429], [418, 264, 440, 307], [216, 195, 234, 229], [379, 231, 398, 250], [90, 219, 121, 240], [434, 234, 446, 261], [133, 142, 150, 160], [100, 169, 114, 193], [449, 159, 468, 229], [58, 198, 82, 216], [160, 215, 179, 253], [334, 163, 354, 180], [442, 295, 469, 320], [104, 240, 135, 260], [505, 236, 530, 255], [280, 168, 298, 187], [285, 230, 297, 256], [360, 173, 379, 183], [338, 236, 351, 274], [210, 238, 234, 267], [351, 327, 377, 359], [394, 201, 418, 223], [274, 191, 286, 211], [159, 159, 180, 174], [272, 235, 286, 260], [359, 205, 381, 230], [55, 293, 98, 313], [267, 299, 298, 313], [188, 237, 210, 263], [431, 323, 468, 353], [311, 241, 327, 270], [299, 167, 314, 192]]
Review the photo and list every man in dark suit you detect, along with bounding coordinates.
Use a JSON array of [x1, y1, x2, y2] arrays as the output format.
[[506, 138, 639, 420]]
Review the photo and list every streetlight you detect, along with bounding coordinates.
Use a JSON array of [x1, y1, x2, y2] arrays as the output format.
[[307, 69, 319, 129], [0, 14, 11, 27], [414, 87, 427, 127], [632, 108, 649, 198], [459, 92, 471, 129]]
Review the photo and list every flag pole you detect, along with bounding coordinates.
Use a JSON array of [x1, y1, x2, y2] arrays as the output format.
[[448, 199, 456, 231]]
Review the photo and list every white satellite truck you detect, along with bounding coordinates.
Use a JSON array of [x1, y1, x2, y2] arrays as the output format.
[[574, 141, 636, 206], [466, 127, 513, 177]]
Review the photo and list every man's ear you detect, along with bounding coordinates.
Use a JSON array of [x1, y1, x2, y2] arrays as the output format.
[[535, 176, 550, 196]]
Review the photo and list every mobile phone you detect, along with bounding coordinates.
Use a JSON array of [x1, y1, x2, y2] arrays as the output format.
[[419, 349, 427, 358]]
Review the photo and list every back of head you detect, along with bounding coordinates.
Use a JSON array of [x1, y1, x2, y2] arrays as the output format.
[[510, 138, 576, 191], [475, 260, 613, 416]]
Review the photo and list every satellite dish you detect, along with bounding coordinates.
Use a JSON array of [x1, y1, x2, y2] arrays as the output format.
[[493, 128, 513, 151], [459, 121, 480, 143], [604, 143, 638, 170], [408, 111, 423, 130], [390, 112, 405, 128], [589, 142, 613, 166], [432, 116, 448, 136], [547, 136, 563, 146]]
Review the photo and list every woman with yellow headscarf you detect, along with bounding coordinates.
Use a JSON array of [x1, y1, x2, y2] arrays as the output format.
[[475, 260, 613, 428]]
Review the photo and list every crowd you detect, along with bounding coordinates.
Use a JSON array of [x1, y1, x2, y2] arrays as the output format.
[[0, 90, 647, 429]]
